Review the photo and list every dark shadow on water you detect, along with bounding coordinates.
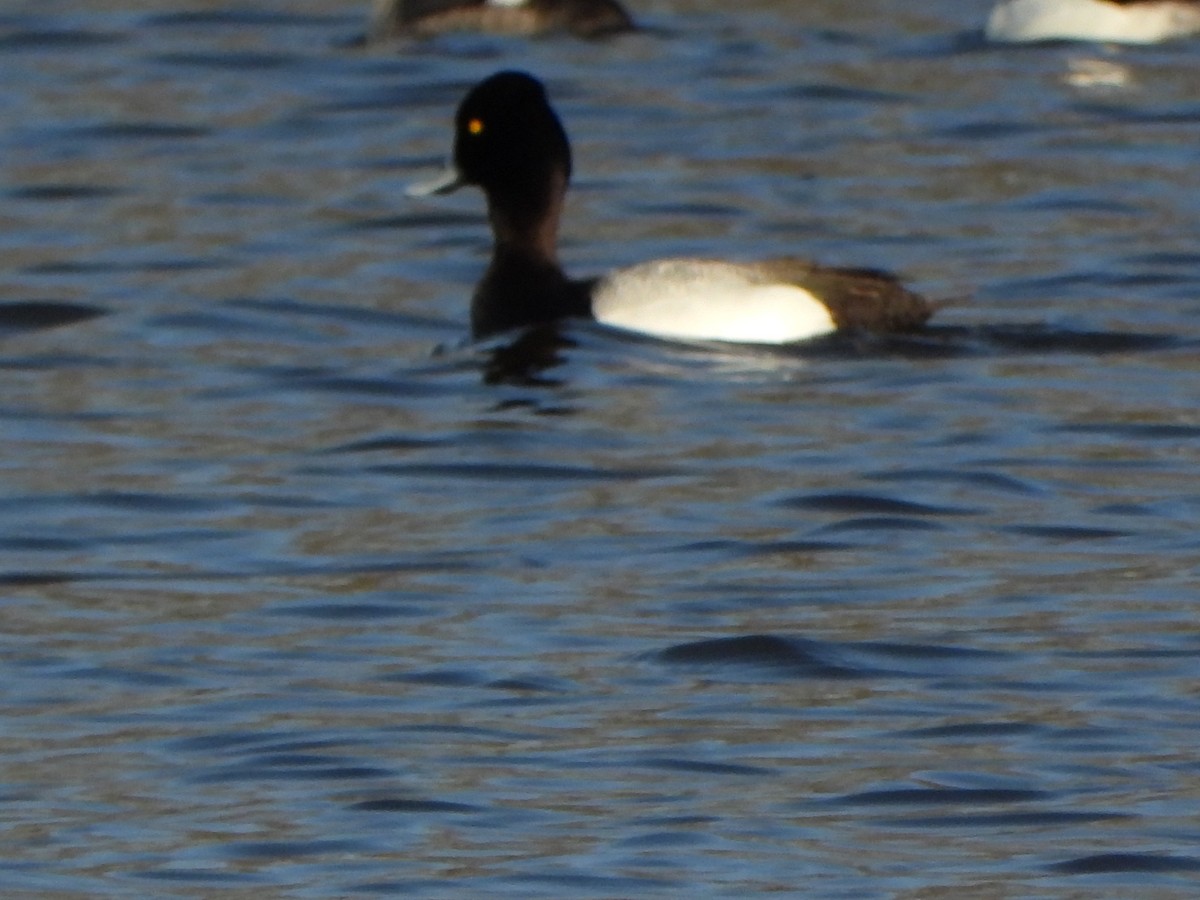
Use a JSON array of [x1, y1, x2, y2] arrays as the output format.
[[55, 122, 211, 142], [6, 184, 125, 201], [350, 797, 480, 813], [656, 634, 863, 676], [901, 810, 1132, 829], [838, 786, 1050, 806], [652, 633, 1011, 681], [803, 323, 1186, 360], [780, 491, 978, 517], [653, 634, 876, 680], [0, 28, 126, 50], [0, 301, 105, 335], [474, 320, 1185, 386], [1049, 852, 1200, 875]]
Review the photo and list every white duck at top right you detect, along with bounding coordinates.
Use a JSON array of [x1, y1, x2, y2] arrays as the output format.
[[986, 0, 1200, 43]]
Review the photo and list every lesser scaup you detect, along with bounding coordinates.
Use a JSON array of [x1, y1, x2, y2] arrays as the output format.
[[986, 0, 1200, 43], [368, 0, 634, 42], [410, 71, 935, 344]]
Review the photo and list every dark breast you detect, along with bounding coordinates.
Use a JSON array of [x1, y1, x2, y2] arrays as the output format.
[[471, 252, 594, 338]]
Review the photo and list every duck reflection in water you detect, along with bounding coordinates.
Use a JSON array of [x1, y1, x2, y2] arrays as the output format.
[[367, 0, 635, 42], [481, 322, 575, 386]]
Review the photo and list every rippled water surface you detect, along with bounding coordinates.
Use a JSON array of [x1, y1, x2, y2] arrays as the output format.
[[4, 1, 1200, 896]]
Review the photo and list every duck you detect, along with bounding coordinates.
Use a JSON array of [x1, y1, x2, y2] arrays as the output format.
[[985, 0, 1200, 43], [367, 0, 634, 42], [409, 71, 934, 344]]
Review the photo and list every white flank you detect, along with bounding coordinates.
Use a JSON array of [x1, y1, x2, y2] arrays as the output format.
[[591, 258, 837, 345], [986, 0, 1200, 44], [487, 0, 529, 7]]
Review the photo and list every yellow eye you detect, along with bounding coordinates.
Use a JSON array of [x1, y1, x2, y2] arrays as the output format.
[[468, 118, 484, 136]]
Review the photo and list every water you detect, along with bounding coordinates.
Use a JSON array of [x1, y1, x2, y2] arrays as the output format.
[[3, 1, 1200, 896]]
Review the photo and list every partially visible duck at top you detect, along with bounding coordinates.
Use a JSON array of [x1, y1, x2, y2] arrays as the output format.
[[986, 0, 1200, 43], [409, 71, 934, 345], [367, 0, 635, 42]]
